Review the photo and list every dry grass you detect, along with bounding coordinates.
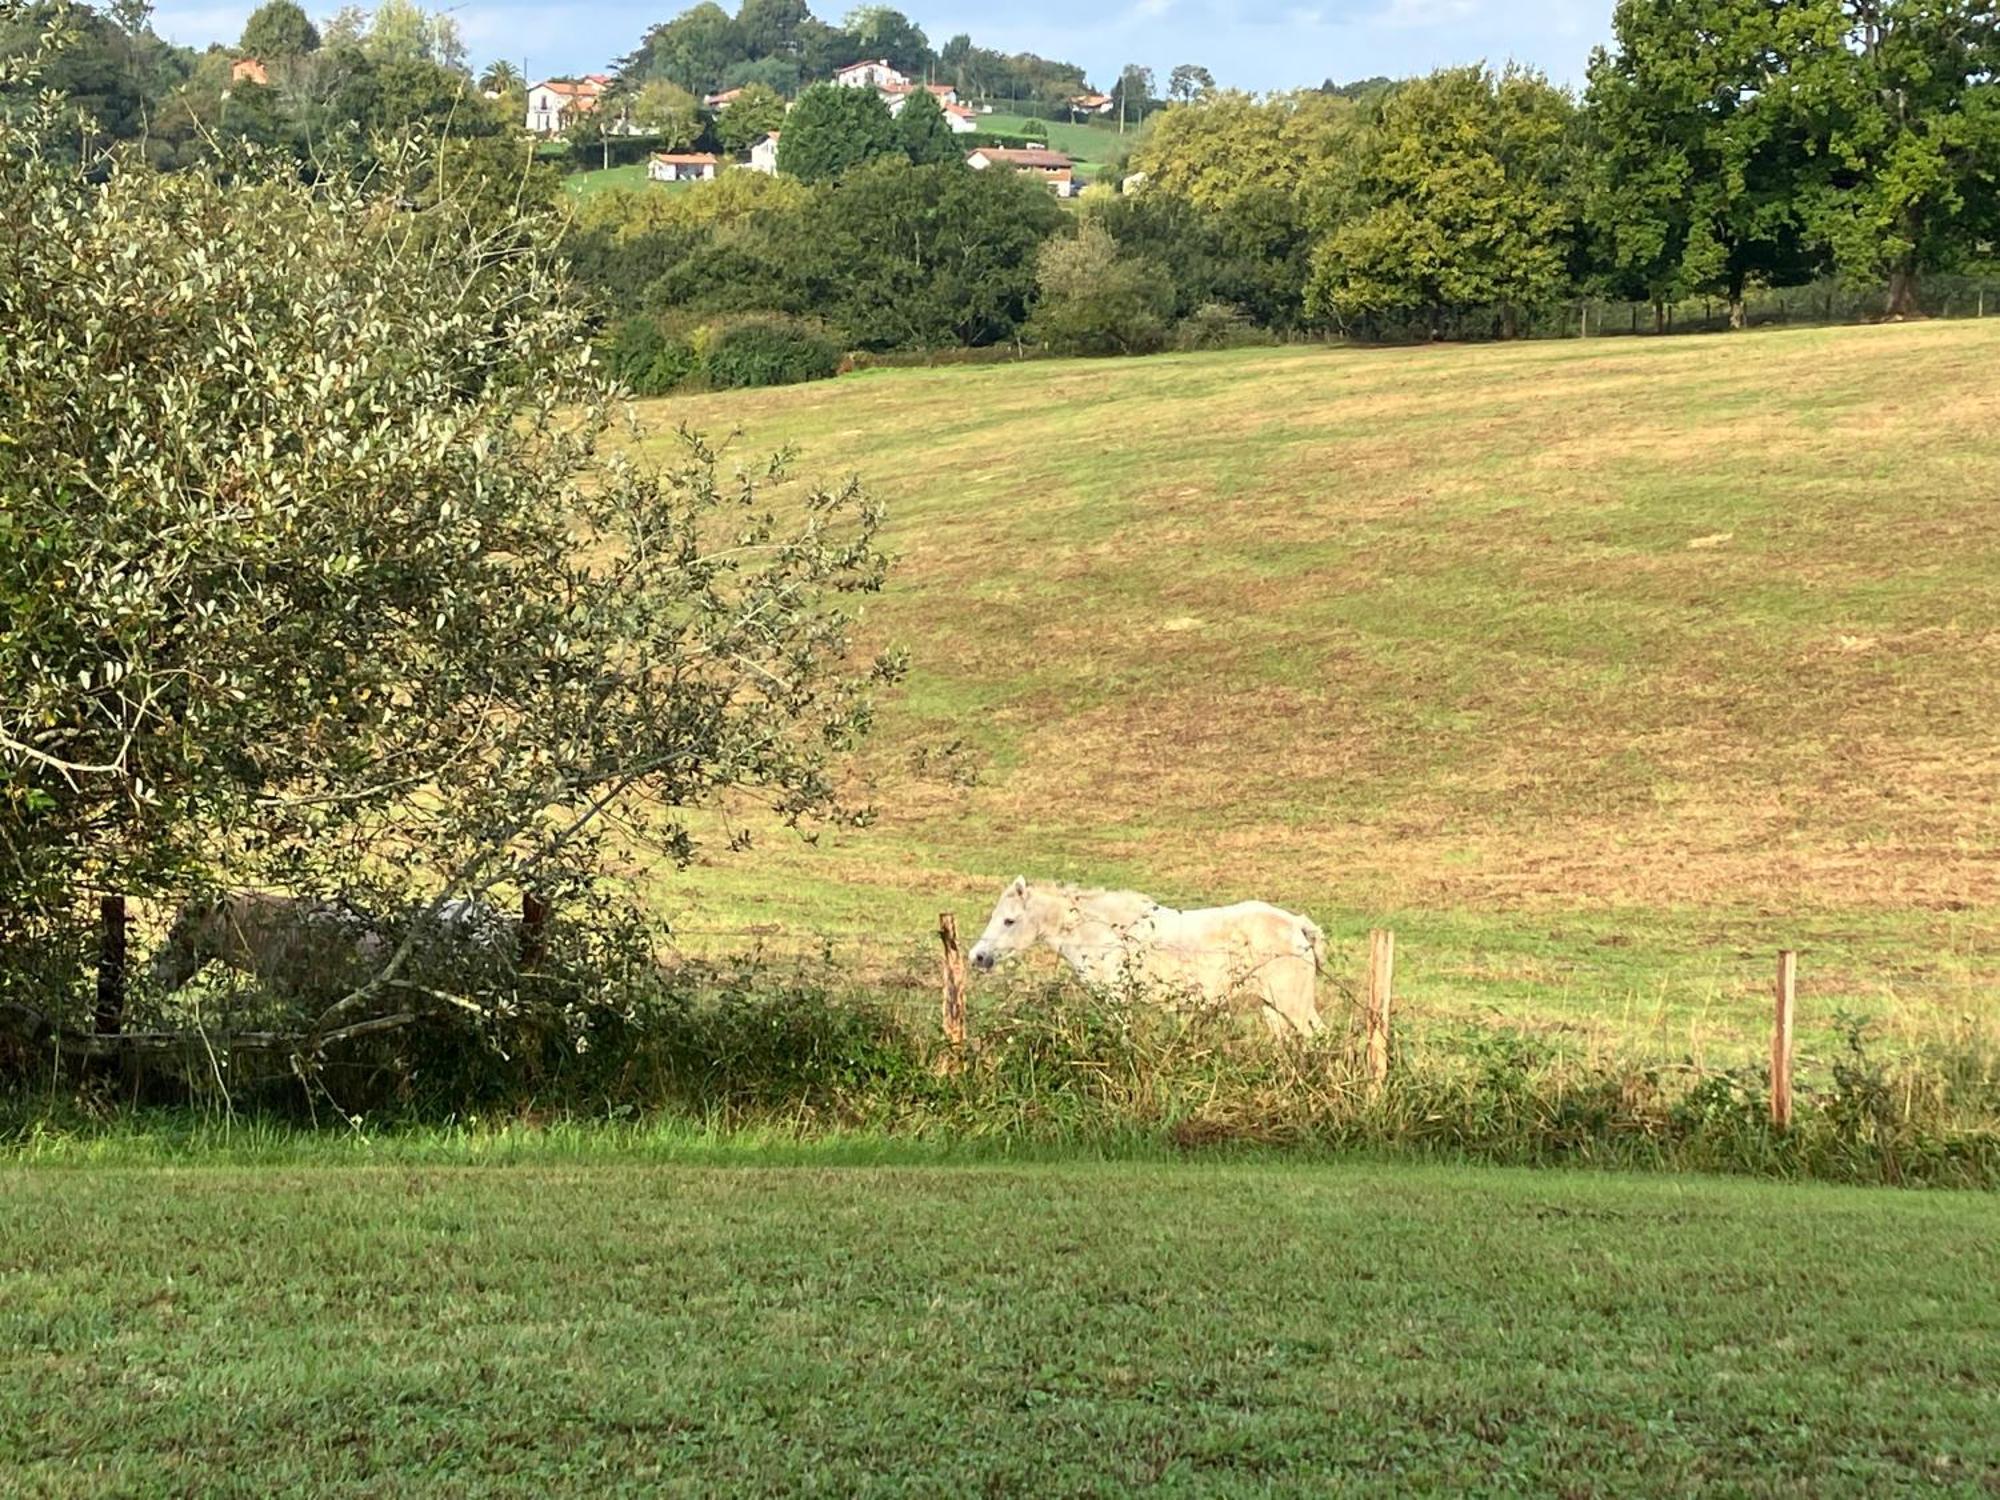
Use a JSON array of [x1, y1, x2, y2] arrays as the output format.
[[628, 323, 2000, 1054]]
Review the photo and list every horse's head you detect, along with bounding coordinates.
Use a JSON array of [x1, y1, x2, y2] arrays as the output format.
[[968, 876, 1057, 973]]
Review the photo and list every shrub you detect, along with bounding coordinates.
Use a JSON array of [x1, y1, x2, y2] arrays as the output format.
[[700, 315, 841, 389], [604, 315, 698, 396], [1175, 301, 1259, 350], [1025, 220, 1175, 355]]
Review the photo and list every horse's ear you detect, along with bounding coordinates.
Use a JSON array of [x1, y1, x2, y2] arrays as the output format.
[[1011, 875, 1027, 894]]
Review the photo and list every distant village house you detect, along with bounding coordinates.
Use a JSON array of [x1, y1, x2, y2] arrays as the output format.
[[834, 58, 908, 90], [526, 75, 611, 135], [966, 146, 1079, 197], [230, 56, 270, 87], [648, 151, 720, 183], [747, 132, 782, 174]]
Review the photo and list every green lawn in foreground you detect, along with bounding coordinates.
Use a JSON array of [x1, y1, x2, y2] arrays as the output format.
[[2, 1154, 1993, 1494], [628, 323, 2000, 1060]]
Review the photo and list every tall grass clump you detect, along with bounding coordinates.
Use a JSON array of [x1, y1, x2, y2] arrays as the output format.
[[8, 965, 1996, 1188]]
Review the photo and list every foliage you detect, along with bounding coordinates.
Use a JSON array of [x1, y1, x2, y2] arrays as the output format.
[[1025, 219, 1174, 354], [737, 0, 813, 61], [0, 26, 899, 1030], [630, 76, 702, 149], [476, 57, 520, 94], [1584, 0, 1815, 324], [1175, 299, 1258, 349], [842, 4, 930, 76], [937, 32, 1087, 105], [784, 158, 1066, 349], [1306, 66, 1579, 335], [775, 79, 894, 181], [891, 83, 956, 165], [699, 313, 841, 387], [713, 80, 786, 151], [606, 315, 700, 394], [621, 0, 744, 96], [1165, 62, 1213, 104], [239, 0, 317, 58], [1787, 0, 2000, 314]]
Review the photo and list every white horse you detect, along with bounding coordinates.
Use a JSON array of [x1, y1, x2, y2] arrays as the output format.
[[967, 877, 1326, 1037]]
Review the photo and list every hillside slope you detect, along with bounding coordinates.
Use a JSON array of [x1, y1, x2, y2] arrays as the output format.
[[639, 323, 2000, 1048]]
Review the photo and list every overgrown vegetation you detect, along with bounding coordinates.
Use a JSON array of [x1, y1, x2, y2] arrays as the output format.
[[0, 4, 898, 1073], [11, 971, 1996, 1188]]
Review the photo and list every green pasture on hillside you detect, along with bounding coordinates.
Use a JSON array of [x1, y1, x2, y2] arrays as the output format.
[[629, 322, 2000, 1063], [3, 1151, 1994, 1493], [977, 110, 1119, 174]]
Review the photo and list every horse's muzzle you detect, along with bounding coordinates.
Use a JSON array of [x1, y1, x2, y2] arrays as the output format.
[[969, 949, 996, 973]]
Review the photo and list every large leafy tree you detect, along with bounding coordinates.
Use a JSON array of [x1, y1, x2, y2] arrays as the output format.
[[787, 157, 1064, 346], [841, 5, 929, 76], [1166, 63, 1214, 104], [632, 77, 703, 148], [776, 80, 893, 180], [1584, 0, 1815, 329], [1306, 66, 1580, 337], [239, 0, 318, 58], [714, 79, 786, 150], [1787, 0, 2000, 316], [624, 2, 746, 96], [1, 13, 896, 1026], [737, 0, 813, 59], [892, 84, 956, 164]]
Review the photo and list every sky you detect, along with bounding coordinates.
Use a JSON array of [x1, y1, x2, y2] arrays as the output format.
[[150, 0, 1615, 93]]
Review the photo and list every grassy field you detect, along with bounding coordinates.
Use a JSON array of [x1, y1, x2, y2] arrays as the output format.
[[562, 162, 678, 199], [979, 111, 1121, 175], [633, 322, 2000, 1064], [3, 1149, 1994, 1493]]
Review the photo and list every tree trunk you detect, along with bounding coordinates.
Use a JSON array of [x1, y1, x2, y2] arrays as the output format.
[[1729, 295, 1746, 330], [1500, 303, 1519, 341], [1653, 300, 1666, 335], [1886, 263, 1921, 319]]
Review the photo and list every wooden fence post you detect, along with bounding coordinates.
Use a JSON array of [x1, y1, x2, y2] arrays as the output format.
[[519, 892, 548, 969], [1772, 950, 1796, 1130], [937, 912, 968, 1054], [94, 894, 127, 1037], [1364, 929, 1394, 1093]]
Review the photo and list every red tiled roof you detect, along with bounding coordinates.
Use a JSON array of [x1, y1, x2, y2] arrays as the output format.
[[651, 152, 720, 165]]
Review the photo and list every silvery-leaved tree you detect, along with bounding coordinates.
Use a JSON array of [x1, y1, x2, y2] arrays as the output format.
[[0, 1, 900, 1032]]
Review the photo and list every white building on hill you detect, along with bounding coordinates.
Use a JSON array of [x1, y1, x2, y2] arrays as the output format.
[[834, 58, 907, 89], [526, 75, 611, 134], [648, 152, 720, 183]]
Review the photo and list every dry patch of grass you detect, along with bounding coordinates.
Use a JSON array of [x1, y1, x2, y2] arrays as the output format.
[[632, 324, 2000, 1050]]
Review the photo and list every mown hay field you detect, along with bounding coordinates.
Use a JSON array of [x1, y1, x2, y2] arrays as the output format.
[[635, 323, 2000, 1062]]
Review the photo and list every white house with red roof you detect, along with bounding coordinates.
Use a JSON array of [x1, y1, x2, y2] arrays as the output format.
[[747, 132, 782, 173], [834, 58, 908, 89], [967, 146, 1079, 196], [527, 75, 611, 134], [648, 151, 721, 183]]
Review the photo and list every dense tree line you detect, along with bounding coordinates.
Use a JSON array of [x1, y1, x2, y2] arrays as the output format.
[[617, 2, 1093, 106], [1128, 2, 1998, 335]]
